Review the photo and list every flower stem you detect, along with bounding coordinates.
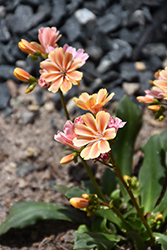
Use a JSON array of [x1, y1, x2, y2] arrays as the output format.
[[59, 89, 70, 120], [96, 154, 155, 244], [81, 159, 107, 202]]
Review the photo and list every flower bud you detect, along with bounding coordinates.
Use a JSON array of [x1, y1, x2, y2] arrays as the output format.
[[148, 105, 160, 112], [136, 96, 154, 104], [14, 68, 31, 82], [69, 197, 89, 209], [18, 39, 37, 54], [60, 154, 74, 164], [82, 193, 89, 199]]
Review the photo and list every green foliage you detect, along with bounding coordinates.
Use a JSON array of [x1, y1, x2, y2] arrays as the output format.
[[154, 233, 167, 250], [101, 167, 116, 197], [112, 95, 142, 176], [139, 134, 166, 214], [73, 231, 120, 250], [0, 202, 87, 236]]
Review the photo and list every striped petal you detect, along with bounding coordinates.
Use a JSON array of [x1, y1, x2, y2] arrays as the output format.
[[98, 140, 110, 154], [160, 70, 167, 81], [67, 71, 83, 81], [60, 78, 72, 93], [73, 99, 88, 110], [96, 111, 110, 132], [103, 128, 116, 140], [73, 136, 94, 147], [79, 93, 90, 102], [89, 142, 100, 159], [63, 52, 73, 69], [48, 77, 63, 93], [69, 58, 82, 71], [42, 72, 61, 82], [82, 113, 97, 132], [80, 144, 93, 160], [154, 80, 167, 91], [40, 61, 59, 72], [75, 124, 96, 137]]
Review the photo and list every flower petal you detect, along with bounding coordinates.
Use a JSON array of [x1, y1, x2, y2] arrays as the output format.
[[103, 128, 116, 140], [69, 58, 82, 71], [82, 113, 97, 132], [48, 77, 63, 93], [154, 80, 167, 91], [160, 70, 167, 81], [75, 124, 96, 137], [60, 78, 72, 93], [40, 61, 59, 72], [67, 71, 83, 81], [89, 142, 100, 159], [98, 140, 110, 154], [96, 111, 110, 132]]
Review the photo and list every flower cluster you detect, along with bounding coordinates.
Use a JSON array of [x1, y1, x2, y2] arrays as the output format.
[[54, 88, 126, 162], [137, 66, 167, 120], [14, 26, 89, 94]]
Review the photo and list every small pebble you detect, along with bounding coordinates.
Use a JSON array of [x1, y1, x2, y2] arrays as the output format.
[[134, 61, 146, 71], [122, 82, 140, 96], [44, 101, 55, 112]]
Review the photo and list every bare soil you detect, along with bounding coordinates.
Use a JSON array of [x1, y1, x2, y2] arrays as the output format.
[[0, 81, 166, 250]]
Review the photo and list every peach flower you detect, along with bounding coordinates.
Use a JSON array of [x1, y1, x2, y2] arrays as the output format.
[[73, 89, 115, 114], [73, 111, 116, 160], [40, 47, 83, 93], [69, 197, 89, 209]]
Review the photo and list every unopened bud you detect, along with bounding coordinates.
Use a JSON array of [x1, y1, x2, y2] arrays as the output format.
[[14, 68, 31, 82], [148, 105, 160, 112], [60, 154, 74, 164], [82, 193, 89, 199], [69, 197, 89, 209]]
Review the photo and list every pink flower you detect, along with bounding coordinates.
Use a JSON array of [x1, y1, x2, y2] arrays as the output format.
[[153, 67, 167, 92], [63, 44, 89, 66], [38, 70, 51, 88], [38, 27, 61, 53], [54, 119, 82, 151], [40, 47, 83, 93], [73, 111, 116, 160], [107, 117, 126, 132]]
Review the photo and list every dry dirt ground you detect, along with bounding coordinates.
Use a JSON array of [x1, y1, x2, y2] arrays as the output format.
[[0, 81, 166, 250]]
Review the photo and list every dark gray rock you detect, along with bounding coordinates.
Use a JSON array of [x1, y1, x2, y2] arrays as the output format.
[[146, 55, 162, 72], [4, 106, 13, 117], [0, 83, 11, 110], [119, 27, 141, 45], [35, 90, 44, 106], [51, 0, 66, 26], [109, 86, 126, 101], [109, 39, 132, 59], [61, 16, 82, 43], [15, 161, 35, 177], [0, 65, 16, 81], [142, 43, 167, 59], [29, 5, 51, 28], [21, 111, 37, 124], [143, 0, 163, 7], [92, 29, 111, 52], [97, 13, 121, 34], [120, 62, 139, 82], [86, 45, 103, 62], [6, 5, 33, 34], [66, 0, 83, 15], [101, 71, 119, 83], [0, 19, 11, 43], [138, 70, 154, 94], [121, 0, 142, 11]]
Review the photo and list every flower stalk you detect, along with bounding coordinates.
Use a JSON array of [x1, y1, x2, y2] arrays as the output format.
[[59, 89, 70, 120], [81, 158, 107, 202], [97, 152, 155, 244]]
